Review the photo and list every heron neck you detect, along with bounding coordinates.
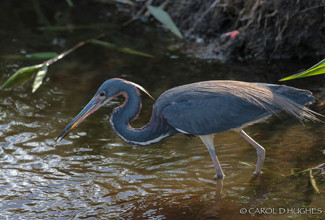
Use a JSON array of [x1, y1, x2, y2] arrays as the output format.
[[109, 84, 177, 146]]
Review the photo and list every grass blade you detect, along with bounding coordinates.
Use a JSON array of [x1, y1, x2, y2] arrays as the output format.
[[46, 34, 105, 66], [309, 169, 320, 194], [0, 64, 44, 90], [239, 161, 256, 168], [38, 24, 115, 31], [239, 161, 285, 176], [26, 52, 58, 59], [282, 168, 310, 177], [66, 0, 73, 7], [3, 52, 58, 60], [91, 39, 154, 58], [46, 42, 87, 65], [147, 5, 183, 39], [280, 58, 325, 81], [32, 65, 48, 93], [314, 162, 325, 175]]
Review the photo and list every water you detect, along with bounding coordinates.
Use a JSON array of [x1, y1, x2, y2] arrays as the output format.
[[1, 1, 325, 219]]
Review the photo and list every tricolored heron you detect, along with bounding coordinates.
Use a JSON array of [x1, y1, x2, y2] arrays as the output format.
[[56, 78, 320, 179]]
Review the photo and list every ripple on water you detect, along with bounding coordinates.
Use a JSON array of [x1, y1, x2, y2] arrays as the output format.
[[0, 75, 324, 219], [5, 132, 37, 144]]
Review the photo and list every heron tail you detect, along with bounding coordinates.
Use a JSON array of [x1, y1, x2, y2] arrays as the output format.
[[262, 83, 323, 122]]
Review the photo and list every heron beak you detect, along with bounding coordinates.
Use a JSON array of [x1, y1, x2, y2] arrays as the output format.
[[56, 98, 103, 143]]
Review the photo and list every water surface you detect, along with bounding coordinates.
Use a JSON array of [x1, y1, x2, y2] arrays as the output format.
[[1, 1, 325, 219]]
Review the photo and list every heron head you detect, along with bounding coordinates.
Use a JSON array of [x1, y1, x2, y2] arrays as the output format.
[[56, 78, 153, 143]]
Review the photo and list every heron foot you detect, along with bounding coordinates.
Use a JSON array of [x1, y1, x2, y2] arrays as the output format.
[[214, 174, 225, 179], [253, 170, 263, 175]]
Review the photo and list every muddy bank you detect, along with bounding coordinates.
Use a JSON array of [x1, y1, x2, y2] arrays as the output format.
[[131, 0, 325, 61]]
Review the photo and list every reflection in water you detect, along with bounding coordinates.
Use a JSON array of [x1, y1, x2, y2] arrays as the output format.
[[246, 176, 269, 207]]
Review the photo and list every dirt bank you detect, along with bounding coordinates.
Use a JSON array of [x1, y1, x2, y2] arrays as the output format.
[[132, 0, 325, 61]]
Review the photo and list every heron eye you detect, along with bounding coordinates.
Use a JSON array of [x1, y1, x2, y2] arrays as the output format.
[[99, 92, 105, 97]]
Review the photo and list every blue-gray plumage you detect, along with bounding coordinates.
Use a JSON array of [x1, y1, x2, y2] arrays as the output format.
[[56, 78, 320, 179]]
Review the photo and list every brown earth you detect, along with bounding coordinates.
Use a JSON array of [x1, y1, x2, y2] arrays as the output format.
[[131, 0, 325, 61]]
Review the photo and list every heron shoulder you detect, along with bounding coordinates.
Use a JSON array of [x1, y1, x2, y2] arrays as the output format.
[[154, 80, 265, 111]]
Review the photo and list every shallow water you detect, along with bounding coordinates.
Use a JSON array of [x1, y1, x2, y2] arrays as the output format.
[[1, 1, 325, 219]]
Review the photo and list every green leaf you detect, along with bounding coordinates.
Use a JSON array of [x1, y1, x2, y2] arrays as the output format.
[[147, 5, 183, 39], [309, 169, 320, 194], [26, 52, 58, 59], [32, 65, 48, 93], [114, 0, 133, 5], [1, 35, 104, 91], [3, 52, 58, 60], [280, 58, 325, 81], [66, 0, 73, 7], [91, 39, 154, 58], [0, 64, 44, 90]]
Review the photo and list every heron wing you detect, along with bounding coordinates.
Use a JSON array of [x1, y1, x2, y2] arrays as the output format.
[[161, 95, 268, 135], [156, 80, 319, 135]]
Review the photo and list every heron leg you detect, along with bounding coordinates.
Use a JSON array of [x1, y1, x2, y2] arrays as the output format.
[[237, 129, 265, 175], [199, 134, 224, 179]]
